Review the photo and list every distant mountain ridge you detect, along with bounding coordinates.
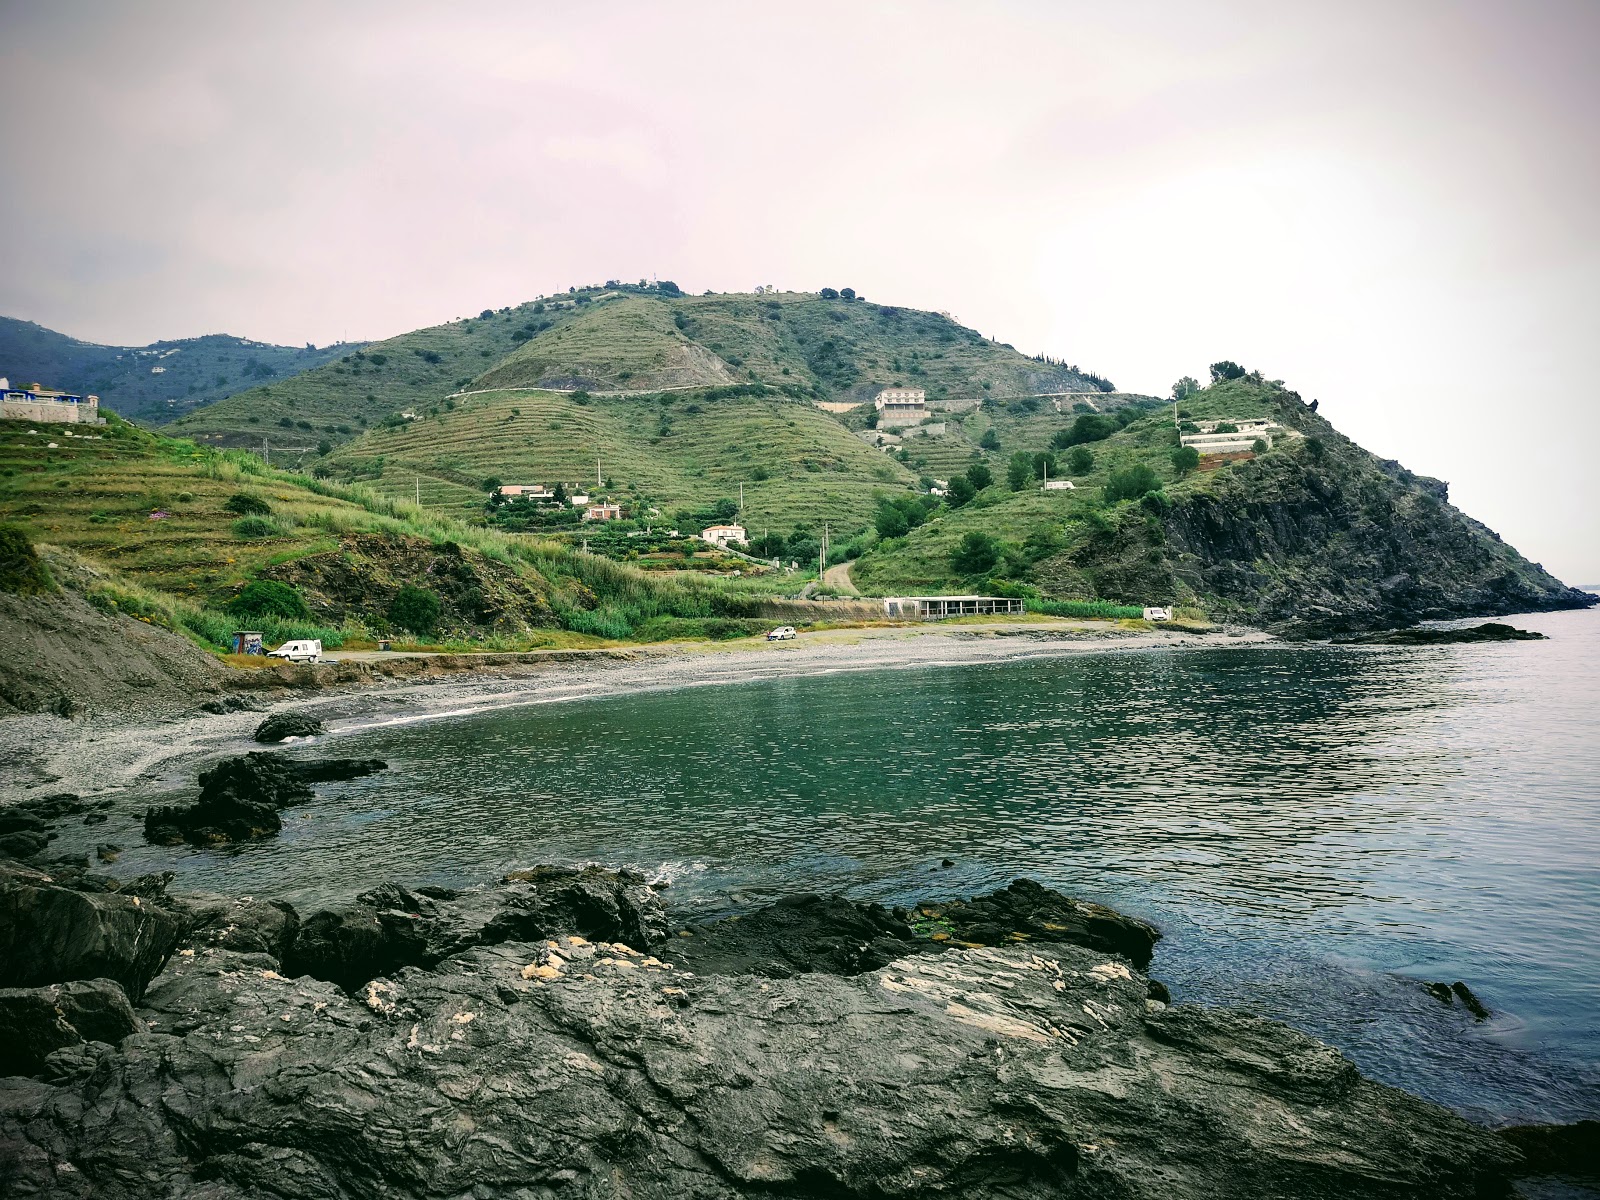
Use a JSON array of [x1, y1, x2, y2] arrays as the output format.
[[0, 316, 354, 424]]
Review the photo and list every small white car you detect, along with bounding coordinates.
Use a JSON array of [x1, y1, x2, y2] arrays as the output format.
[[765, 626, 797, 642], [268, 638, 323, 663]]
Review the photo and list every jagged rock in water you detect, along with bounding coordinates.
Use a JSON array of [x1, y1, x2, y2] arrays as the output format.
[[1334, 622, 1547, 646], [142, 751, 315, 845], [0, 930, 1520, 1198], [0, 793, 91, 861], [0, 862, 183, 1000], [913, 877, 1161, 967], [0, 978, 137, 1076], [252, 710, 325, 743], [284, 866, 667, 990], [294, 757, 387, 783], [1498, 1120, 1600, 1186]]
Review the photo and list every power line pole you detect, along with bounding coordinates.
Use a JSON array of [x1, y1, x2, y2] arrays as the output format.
[[415, 476, 420, 506]]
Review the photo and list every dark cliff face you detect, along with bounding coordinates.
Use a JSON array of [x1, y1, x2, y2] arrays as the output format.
[[1154, 395, 1593, 632]]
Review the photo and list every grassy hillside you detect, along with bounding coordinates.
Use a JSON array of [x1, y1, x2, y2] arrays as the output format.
[[0, 415, 785, 650], [0, 316, 350, 424], [167, 285, 1141, 456], [321, 385, 917, 532], [476, 287, 1121, 403]]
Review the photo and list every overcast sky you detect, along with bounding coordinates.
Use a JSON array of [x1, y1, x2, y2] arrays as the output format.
[[3, 0, 1596, 582]]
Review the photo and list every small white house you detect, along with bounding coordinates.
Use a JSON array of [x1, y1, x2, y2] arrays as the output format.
[[1043, 480, 1076, 491], [499, 484, 552, 500], [701, 524, 747, 548]]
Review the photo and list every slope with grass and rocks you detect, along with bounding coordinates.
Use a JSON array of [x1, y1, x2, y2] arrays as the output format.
[[0, 316, 351, 425], [851, 373, 1593, 631]]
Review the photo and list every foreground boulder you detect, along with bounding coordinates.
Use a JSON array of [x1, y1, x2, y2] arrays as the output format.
[[0, 928, 1518, 1198], [285, 866, 668, 990], [252, 710, 325, 742], [0, 978, 137, 1076], [0, 863, 183, 1000]]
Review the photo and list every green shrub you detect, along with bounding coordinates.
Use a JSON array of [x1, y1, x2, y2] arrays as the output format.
[[230, 579, 310, 620], [231, 516, 284, 539], [951, 531, 1002, 575], [979, 429, 1001, 451], [1171, 446, 1200, 475], [0, 524, 54, 595], [1214, 422, 1239, 435], [1104, 464, 1162, 503], [1026, 598, 1144, 620], [1065, 446, 1094, 475], [389, 584, 442, 635], [1252, 438, 1269, 454], [965, 462, 993, 491], [225, 493, 272, 516]]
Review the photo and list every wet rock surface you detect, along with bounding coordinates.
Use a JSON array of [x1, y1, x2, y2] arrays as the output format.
[[0, 864, 1547, 1198], [662, 879, 1161, 979], [252, 709, 325, 743]]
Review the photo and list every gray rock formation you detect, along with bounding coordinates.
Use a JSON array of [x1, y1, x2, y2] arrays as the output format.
[[252, 710, 325, 743], [0, 928, 1519, 1198], [0, 862, 183, 1000], [0, 978, 136, 1076]]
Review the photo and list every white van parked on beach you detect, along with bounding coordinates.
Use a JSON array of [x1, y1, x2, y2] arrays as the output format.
[[269, 639, 323, 663]]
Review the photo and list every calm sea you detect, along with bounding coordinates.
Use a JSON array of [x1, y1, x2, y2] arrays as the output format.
[[106, 608, 1600, 1125]]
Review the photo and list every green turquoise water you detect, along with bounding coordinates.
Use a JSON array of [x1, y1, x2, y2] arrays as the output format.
[[109, 609, 1600, 1126]]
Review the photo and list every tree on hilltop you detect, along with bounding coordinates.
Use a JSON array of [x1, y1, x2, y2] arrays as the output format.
[[1171, 376, 1200, 401], [1209, 361, 1247, 383]]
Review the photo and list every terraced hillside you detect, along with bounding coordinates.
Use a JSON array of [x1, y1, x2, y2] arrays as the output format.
[[165, 304, 562, 450], [0, 316, 349, 424], [322, 386, 917, 532], [0, 415, 775, 649], [168, 285, 1133, 455]]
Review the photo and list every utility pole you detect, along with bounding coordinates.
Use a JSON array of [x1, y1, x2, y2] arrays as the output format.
[[820, 522, 828, 579], [262, 438, 269, 467], [415, 477, 420, 506]]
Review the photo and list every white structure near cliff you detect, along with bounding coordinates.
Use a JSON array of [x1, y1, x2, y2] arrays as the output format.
[[873, 387, 927, 429], [1, 379, 104, 425], [701, 524, 747, 548], [1179, 418, 1282, 454]]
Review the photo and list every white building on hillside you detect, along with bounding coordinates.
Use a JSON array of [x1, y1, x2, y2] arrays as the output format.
[[873, 387, 927, 429], [701, 524, 747, 548], [1, 379, 104, 425], [1179, 418, 1284, 454]]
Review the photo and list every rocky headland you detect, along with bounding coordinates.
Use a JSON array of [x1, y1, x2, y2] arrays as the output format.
[[0, 849, 1565, 1199]]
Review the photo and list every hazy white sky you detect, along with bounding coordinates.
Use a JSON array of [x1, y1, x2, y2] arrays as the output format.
[[3, 0, 1597, 581]]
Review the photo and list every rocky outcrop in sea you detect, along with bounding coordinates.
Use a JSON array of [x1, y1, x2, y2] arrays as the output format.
[[0, 855, 1560, 1198]]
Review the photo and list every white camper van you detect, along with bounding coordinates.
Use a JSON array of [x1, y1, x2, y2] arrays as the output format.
[[268, 639, 323, 663]]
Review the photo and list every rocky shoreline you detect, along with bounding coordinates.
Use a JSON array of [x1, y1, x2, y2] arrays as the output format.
[[0, 854, 1584, 1199]]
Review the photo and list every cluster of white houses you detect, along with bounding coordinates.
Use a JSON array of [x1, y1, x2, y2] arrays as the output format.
[[1179, 417, 1286, 455], [0, 379, 104, 425]]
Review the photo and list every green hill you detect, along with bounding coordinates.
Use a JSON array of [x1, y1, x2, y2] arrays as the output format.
[[166, 285, 1135, 455], [0, 317, 350, 424]]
